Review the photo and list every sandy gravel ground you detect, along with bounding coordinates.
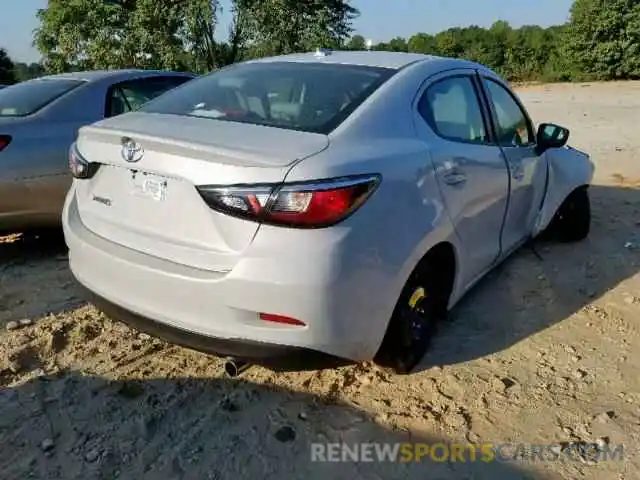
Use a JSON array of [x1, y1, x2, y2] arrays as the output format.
[[1, 81, 639, 480]]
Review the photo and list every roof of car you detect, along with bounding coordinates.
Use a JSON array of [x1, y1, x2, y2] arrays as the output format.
[[37, 69, 194, 82], [247, 50, 470, 70]]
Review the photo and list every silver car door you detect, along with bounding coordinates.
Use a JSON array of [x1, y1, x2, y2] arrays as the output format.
[[413, 71, 510, 284], [478, 75, 547, 255], [20, 118, 83, 224], [0, 79, 89, 227]]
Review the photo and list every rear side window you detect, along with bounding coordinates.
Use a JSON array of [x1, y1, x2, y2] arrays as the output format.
[[139, 62, 396, 134], [418, 76, 489, 145], [0, 78, 84, 116], [106, 76, 194, 117]]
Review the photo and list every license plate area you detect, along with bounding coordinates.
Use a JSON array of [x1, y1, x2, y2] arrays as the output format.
[[130, 171, 167, 201]]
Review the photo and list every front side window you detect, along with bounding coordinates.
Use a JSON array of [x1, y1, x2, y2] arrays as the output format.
[[484, 79, 533, 147], [0, 78, 84, 116], [418, 76, 489, 144], [139, 62, 396, 134]]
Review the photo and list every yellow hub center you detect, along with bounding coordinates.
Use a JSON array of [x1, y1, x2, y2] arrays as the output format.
[[408, 287, 425, 309]]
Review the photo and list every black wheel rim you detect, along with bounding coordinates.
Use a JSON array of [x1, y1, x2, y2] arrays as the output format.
[[396, 286, 435, 372]]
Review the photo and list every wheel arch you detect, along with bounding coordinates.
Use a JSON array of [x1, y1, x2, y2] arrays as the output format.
[[374, 240, 459, 358], [536, 182, 591, 237], [540, 183, 591, 242], [572, 183, 590, 195], [410, 241, 457, 303], [556, 183, 591, 211], [533, 146, 594, 237]]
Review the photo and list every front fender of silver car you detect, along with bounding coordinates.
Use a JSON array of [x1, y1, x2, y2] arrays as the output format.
[[532, 145, 595, 237]]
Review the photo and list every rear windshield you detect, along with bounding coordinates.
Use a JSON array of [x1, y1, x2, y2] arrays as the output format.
[[0, 78, 84, 116], [140, 62, 396, 134]]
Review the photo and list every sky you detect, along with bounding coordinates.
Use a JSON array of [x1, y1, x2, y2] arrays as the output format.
[[0, 0, 575, 63]]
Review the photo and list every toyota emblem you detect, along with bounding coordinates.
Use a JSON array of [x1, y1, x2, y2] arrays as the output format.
[[121, 137, 144, 163]]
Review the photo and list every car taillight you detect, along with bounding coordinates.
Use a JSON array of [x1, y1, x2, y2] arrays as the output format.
[[69, 142, 100, 179], [0, 135, 11, 152], [197, 174, 380, 228]]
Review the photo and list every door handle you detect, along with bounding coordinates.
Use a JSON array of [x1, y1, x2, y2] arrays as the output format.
[[443, 171, 467, 186]]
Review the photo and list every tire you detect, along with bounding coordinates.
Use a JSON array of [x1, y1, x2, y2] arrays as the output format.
[[544, 187, 591, 243], [375, 261, 449, 374]]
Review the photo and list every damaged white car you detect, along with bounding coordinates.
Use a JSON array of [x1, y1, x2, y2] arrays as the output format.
[[63, 51, 594, 375]]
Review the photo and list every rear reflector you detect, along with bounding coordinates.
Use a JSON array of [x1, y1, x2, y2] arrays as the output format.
[[197, 174, 380, 228], [0, 135, 11, 152], [260, 313, 306, 326]]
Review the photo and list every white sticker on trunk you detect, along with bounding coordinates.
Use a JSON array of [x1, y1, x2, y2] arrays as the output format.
[[131, 172, 167, 202]]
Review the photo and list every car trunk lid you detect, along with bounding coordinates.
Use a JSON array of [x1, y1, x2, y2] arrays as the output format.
[[74, 112, 329, 271], [86, 112, 329, 167]]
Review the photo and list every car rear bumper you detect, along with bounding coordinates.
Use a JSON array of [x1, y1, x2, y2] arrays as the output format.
[[86, 288, 346, 370], [62, 187, 396, 362]]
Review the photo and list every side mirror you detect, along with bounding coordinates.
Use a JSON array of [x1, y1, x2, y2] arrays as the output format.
[[535, 123, 570, 155]]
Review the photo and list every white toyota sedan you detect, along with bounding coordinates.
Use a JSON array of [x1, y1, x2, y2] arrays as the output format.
[[62, 50, 594, 374]]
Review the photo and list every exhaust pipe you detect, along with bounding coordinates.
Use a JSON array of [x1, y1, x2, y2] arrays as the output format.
[[223, 358, 252, 378]]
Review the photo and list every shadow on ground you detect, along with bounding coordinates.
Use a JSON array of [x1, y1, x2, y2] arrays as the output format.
[[419, 184, 640, 370], [0, 231, 84, 329], [0, 230, 67, 264], [0, 370, 550, 480]]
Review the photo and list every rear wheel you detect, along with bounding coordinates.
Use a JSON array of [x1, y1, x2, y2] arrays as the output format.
[[543, 187, 590, 243], [375, 258, 450, 374]]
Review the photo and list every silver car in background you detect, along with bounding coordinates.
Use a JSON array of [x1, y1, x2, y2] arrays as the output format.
[[63, 51, 594, 374], [0, 69, 195, 235]]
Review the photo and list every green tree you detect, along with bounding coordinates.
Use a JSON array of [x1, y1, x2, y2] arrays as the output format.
[[123, 0, 191, 70], [345, 34, 367, 50], [434, 28, 465, 58], [31, 0, 640, 83], [35, 0, 128, 72], [371, 41, 391, 51], [34, 0, 214, 72], [238, 0, 358, 58], [223, 0, 250, 65], [486, 21, 512, 75], [35, 0, 358, 72], [182, 0, 219, 72], [13, 62, 45, 82], [565, 0, 640, 80], [503, 26, 551, 81], [387, 37, 408, 52], [0, 48, 16, 84], [456, 26, 500, 68], [540, 25, 573, 82], [407, 33, 436, 54]]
